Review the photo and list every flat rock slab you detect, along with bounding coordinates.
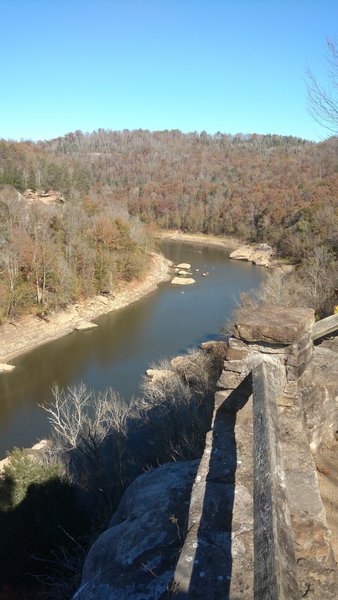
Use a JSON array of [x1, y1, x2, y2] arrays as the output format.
[[175, 263, 191, 269], [233, 304, 315, 344], [0, 363, 15, 373], [171, 277, 195, 285]]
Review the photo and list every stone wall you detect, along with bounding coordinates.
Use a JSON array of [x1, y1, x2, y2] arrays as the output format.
[[215, 304, 337, 599]]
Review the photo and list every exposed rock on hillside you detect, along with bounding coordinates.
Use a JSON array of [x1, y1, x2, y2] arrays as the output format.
[[74, 460, 198, 600], [24, 189, 65, 205], [229, 243, 273, 267]]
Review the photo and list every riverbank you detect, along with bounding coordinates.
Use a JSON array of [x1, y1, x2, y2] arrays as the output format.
[[156, 229, 241, 250], [0, 252, 172, 367], [157, 229, 294, 271]]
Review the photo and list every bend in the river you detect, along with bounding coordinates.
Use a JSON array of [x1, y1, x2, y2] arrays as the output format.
[[0, 240, 265, 458]]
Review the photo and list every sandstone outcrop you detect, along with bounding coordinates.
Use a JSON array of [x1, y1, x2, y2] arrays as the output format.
[[229, 243, 273, 267], [0, 363, 15, 373], [24, 189, 65, 205], [74, 307, 338, 599], [74, 461, 198, 600], [200, 340, 228, 354], [174, 305, 336, 598], [233, 304, 315, 344]]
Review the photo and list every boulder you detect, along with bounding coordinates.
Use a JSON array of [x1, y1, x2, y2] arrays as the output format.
[[74, 460, 199, 600], [171, 277, 195, 285], [229, 244, 273, 267], [175, 263, 191, 270], [229, 245, 254, 261], [0, 363, 15, 373], [174, 269, 192, 276]]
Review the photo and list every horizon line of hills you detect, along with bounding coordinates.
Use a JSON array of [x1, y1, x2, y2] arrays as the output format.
[[0, 127, 337, 320], [1, 128, 323, 146]]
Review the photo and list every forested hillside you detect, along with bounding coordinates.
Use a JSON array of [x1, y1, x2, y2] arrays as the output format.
[[1, 130, 337, 320], [45, 130, 338, 257]]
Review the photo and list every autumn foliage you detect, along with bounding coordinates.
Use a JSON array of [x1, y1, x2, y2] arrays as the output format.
[[0, 129, 338, 320]]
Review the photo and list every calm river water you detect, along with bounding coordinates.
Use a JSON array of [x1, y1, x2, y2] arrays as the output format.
[[0, 240, 264, 458]]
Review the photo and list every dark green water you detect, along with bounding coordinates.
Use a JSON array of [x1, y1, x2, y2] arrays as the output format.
[[0, 241, 264, 458]]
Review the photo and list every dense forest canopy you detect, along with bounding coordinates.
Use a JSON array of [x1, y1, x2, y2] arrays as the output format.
[[0, 129, 338, 320]]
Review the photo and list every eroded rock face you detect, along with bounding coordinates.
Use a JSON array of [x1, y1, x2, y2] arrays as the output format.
[[74, 460, 199, 600], [229, 243, 273, 267], [24, 189, 65, 205], [299, 339, 338, 452]]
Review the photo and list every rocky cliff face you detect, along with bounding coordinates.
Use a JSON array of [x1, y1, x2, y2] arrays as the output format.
[[74, 460, 198, 600], [73, 307, 338, 599]]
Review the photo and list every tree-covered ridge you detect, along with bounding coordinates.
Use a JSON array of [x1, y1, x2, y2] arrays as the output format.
[[0, 129, 337, 320], [8, 129, 337, 258], [0, 182, 149, 321]]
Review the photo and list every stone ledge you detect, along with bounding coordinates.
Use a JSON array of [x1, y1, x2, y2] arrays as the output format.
[[233, 304, 315, 345]]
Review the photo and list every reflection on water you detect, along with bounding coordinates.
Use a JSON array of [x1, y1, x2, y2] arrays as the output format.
[[0, 240, 264, 457]]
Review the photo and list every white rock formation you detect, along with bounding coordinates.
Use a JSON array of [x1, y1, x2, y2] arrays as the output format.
[[171, 277, 195, 285]]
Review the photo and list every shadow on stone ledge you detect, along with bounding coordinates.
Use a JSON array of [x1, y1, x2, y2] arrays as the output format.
[[173, 376, 252, 599]]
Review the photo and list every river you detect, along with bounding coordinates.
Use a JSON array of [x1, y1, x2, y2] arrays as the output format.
[[0, 240, 264, 458]]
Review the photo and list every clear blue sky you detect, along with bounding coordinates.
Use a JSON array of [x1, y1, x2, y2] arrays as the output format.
[[0, 0, 337, 141]]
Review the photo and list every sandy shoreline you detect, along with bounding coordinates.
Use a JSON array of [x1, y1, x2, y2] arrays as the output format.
[[157, 230, 293, 271], [0, 231, 291, 369], [0, 233, 237, 368], [0, 252, 172, 366], [156, 229, 241, 250]]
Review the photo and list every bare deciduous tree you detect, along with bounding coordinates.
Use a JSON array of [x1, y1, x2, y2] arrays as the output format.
[[306, 38, 338, 136], [256, 245, 337, 317], [41, 383, 136, 499], [140, 351, 214, 461]]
